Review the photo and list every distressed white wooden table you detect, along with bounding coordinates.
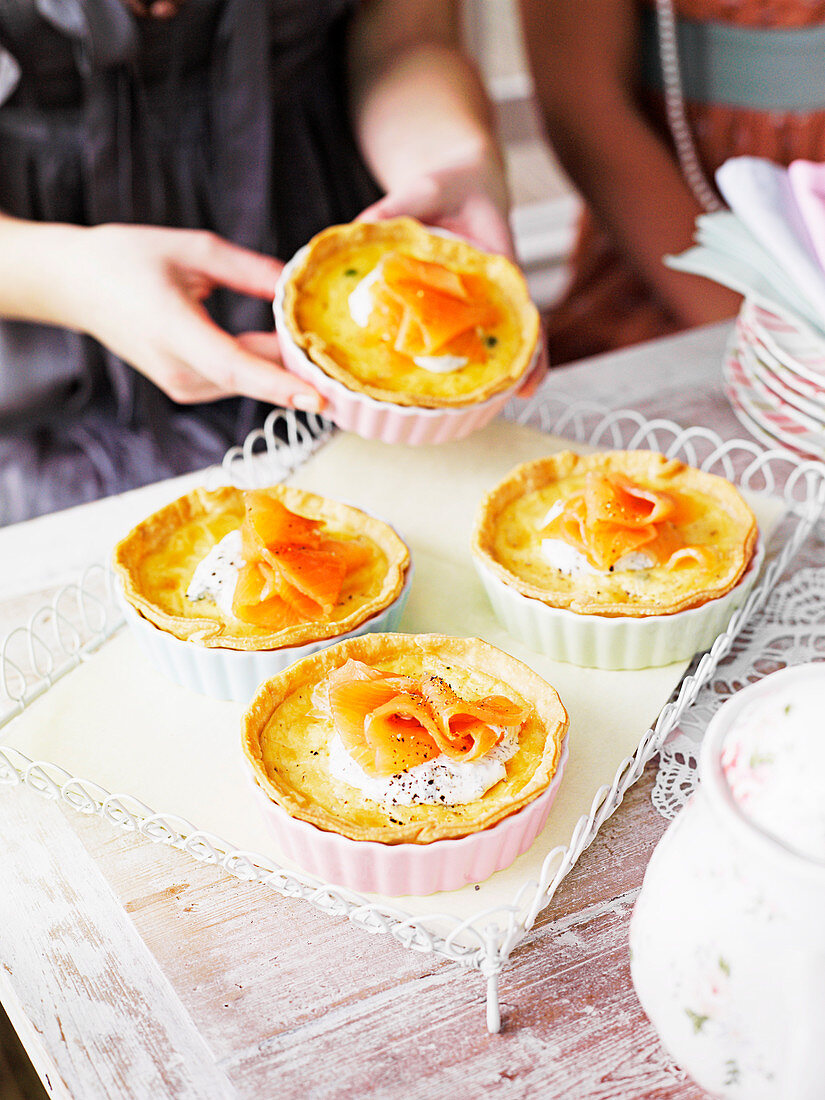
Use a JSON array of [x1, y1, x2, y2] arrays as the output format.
[[2, 321, 808, 1100]]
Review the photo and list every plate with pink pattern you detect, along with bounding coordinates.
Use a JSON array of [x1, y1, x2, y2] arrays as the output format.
[[726, 397, 810, 458], [723, 341, 825, 460], [736, 311, 825, 404], [744, 300, 825, 390], [739, 338, 825, 430]]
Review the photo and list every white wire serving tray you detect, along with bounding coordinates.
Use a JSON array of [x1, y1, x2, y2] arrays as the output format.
[[1, 394, 823, 1035]]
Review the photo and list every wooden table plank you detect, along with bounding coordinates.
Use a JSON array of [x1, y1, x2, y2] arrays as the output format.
[[0, 785, 236, 1100]]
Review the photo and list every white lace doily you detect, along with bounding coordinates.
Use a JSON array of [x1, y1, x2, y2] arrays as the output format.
[[653, 566, 825, 818]]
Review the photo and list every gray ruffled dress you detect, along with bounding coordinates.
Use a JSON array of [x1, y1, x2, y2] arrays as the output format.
[[0, 0, 378, 523]]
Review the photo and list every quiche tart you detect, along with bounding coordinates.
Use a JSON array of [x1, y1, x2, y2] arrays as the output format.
[[472, 450, 759, 618], [242, 632, 569, 845], [113, 485, 410, 651], [279, 217, 540, 410]]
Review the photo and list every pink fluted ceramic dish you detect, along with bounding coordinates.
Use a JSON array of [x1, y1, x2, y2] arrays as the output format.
[[251, 734, 569, 896], [273, 233, 539, 446], [242, 632, 569, 894]]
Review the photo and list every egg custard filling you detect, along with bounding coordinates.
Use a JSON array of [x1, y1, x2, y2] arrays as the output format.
[[280, 217, 540, 408], [242, 633, 568, 844], [472, 450, 759, 617], [113, 485, 409, 650]]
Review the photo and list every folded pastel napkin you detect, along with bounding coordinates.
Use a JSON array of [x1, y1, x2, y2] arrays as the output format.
[[667, 156, 825, 336], [788, 160, 825, 274]]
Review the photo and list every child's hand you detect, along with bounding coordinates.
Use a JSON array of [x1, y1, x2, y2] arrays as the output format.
[[63, 225, 322, 412], [357, 160, 515, 260]]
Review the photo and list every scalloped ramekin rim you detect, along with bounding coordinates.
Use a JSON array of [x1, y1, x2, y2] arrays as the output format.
[[471, 537, 765, 628], [117, 565, 413, 700], [471, 540, 765, 670]]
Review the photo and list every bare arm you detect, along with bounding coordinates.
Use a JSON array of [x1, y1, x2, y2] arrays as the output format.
[[346, 0, 547, 391], [519, 0, 740, 326], [0, 211, 322, 410], [347, 0, 512, 255]]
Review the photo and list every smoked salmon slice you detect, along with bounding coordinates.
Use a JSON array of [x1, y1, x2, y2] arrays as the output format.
[[543, 472, 713, 571], [326, 659, 529, 778], [419, 676, 527, 763], [243, 490, 323, 547], [232, 494, 371, 628], [382, 254, 470, 302], [585, 475, 675, 528], [364, 252, 499, 361], [271, 545, 347, 614], [230, 562, 299, 630]]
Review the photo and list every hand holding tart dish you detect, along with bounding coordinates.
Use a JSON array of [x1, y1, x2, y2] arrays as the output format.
[[471, 450, 762, 669], [113, 485, 411, 701], [242, 632, 569, 894], [274, 217, 540, 444]]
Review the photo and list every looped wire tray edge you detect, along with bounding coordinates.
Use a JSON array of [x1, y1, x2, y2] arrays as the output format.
[[1, 399, 823, 1034]]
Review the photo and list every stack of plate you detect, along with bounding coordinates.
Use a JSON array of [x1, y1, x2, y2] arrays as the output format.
[[723, 299, 825, 459]]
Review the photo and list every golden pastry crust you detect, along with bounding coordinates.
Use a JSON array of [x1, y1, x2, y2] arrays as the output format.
[[242, 633, 568, 844], [472, 450, 758, 617], [280, 217, 540, 408], [113, 485, 410, 650]]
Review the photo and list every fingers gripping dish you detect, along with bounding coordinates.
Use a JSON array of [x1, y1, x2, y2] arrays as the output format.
[[242, 633, 569, 892], [471, 450, 761, 669], [113, 485, 411, 699], [275, 218, 540, 444]]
